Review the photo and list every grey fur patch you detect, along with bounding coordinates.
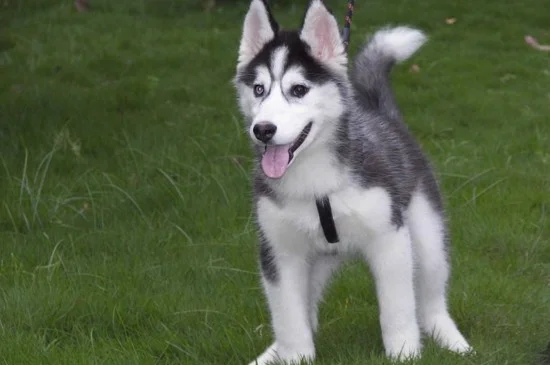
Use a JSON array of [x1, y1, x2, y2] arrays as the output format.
[[253, 171, 278, 282], [330, 38, 445, 228], [258, 230, 278, 283]]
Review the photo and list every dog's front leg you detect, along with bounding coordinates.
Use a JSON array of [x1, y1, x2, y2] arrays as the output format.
[[260, 252, 315, 364], [363, 226, 422, 361], [250, 200, 315, 365], [250, 249, 315, 365]]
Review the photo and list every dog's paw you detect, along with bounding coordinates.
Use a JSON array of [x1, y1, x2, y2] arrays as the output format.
[[248, 343, 278, 365], [385, 335, 422, 362], [248, 342, 315, 365], [447, 341, 474, 355], [387, 345, 422, 362], [384, 327, 422, 362], [422, 314, 473, 355]]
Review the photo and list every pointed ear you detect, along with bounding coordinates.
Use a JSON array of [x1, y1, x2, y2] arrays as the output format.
[[238, 0, 279, 68], [300, 0, 346, 68]]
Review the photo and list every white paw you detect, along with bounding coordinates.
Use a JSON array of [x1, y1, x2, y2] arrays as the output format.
[[446, 340, 474, 355], [248, 343, 278, 365], [384, 330, 422, 362], [422, 314, 473, 355], [386, 342, 422, 362], [249, 342, 315, 365]]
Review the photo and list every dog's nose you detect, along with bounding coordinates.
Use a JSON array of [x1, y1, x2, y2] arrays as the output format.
[[253, 122, 277, 143]]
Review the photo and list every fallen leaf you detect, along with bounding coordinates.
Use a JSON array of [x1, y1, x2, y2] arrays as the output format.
[[445, 18, 457, 25], [74, 0, 89, 12]]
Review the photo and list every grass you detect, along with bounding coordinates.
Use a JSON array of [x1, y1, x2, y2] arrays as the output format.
[[0, 0, 549, 364]]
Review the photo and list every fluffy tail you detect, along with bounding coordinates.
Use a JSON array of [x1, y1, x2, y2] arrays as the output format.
[[353, 26, 427, 120]]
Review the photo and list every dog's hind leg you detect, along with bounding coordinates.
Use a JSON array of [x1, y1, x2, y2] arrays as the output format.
[[308, 254, 342, 333], [407, 191, 473, 354]]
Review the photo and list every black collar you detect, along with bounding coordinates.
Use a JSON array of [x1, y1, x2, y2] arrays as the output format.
[[315, 196, 340, 244]]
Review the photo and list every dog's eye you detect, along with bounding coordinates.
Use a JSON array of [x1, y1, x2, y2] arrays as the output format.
[[253, 84, 265, 97], [291, 84, 309, 98]]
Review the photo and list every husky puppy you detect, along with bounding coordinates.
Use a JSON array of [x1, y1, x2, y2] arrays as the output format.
[[234, 1, 473, 363]]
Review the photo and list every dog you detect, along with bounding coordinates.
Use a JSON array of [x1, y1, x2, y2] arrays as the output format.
[[234, 1, 473, 363]]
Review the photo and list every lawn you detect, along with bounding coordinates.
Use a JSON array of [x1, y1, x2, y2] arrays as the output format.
[[0, 0, 549, 364]]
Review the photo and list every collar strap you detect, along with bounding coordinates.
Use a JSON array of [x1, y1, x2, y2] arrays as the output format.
[[315, 196, 340, 244]]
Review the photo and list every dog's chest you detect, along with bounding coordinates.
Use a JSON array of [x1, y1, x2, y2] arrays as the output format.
[[261, 185, 393, 247]]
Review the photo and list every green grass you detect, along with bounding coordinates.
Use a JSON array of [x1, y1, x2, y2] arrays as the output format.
[[0, 0, 549, 364]]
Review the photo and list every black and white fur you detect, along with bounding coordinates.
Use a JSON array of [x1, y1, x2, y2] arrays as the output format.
[[234, 1, 473, 363]]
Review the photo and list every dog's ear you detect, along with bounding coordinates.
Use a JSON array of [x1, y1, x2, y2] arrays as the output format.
[[238, 0, 278, 68], [300, 0, 347, 69]]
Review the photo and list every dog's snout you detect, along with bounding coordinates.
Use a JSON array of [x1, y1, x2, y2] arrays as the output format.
[[253, 122, 277, 143]]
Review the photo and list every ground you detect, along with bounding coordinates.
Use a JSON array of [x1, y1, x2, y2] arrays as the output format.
[[0, 0, 549, 364]]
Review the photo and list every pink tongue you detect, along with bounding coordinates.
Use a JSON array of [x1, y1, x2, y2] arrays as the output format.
[[261, 144, 292, 179]]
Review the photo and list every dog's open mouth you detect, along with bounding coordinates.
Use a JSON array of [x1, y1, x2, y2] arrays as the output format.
[[261, 122, 313, 179]]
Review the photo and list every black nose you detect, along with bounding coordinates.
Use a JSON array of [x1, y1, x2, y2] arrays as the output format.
[[253, 122, 277, 143]]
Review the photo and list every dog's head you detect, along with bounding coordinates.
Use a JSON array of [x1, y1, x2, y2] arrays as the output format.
[[235, 0, 348, 179]]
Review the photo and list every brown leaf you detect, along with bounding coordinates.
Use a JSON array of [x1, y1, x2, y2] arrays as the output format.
[[409, 64, 420, 73], [74, 0, 89, 12]]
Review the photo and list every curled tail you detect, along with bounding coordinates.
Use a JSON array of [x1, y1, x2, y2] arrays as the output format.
[[352, 26, 427, 120]]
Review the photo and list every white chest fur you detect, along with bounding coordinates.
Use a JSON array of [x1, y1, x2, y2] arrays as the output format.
[[257, 185, 394, 254]]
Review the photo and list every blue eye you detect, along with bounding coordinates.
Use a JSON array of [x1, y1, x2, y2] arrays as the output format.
[[291, 84, 309, 98], [253, 84, 265, 97]]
